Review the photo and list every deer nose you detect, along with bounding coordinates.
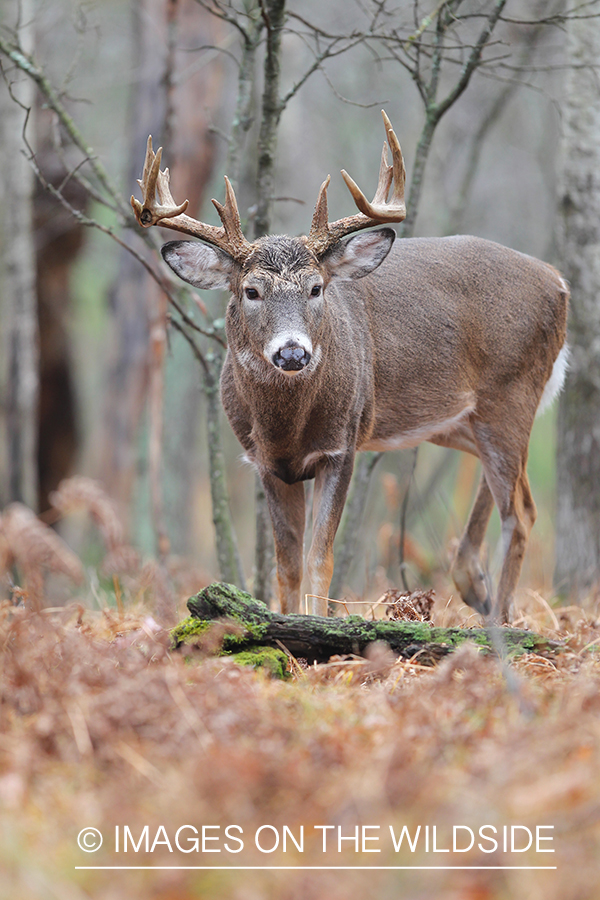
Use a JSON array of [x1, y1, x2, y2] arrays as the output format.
[[272, 341, 311, 371]]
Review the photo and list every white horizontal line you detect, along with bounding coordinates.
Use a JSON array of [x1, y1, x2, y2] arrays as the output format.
[[75, 866, 558, 871]]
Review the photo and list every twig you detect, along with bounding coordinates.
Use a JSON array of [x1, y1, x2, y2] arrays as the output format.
[[0, 35, 129, 218], [399, 448, 418, 592], [168, 316, 210, 377]]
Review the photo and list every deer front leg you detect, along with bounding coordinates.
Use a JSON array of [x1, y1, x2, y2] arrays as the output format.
[[307, 452, 356, 616], [260, 471, 306, 614]]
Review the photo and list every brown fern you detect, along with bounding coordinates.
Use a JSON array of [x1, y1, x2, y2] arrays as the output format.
[[49, 476, 125, 552], [0, 503, 84, 609]]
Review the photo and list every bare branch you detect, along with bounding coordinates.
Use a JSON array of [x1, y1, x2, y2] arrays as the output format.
[[28, 151, 227, 350], [168, 317, 209, 377], [500, 0, 600, 27], [435, 0, 509, 119], [321, 67, 385, 108], [192, 0, 252, 44], [0, 34, 130, 219]]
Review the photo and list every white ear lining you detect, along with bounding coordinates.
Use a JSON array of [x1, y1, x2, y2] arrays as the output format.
[[324, 229, 395, 280], [161, 241, 234, 290]]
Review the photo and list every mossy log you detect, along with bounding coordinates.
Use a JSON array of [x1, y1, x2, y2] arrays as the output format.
[[173, 582, 561, 666]]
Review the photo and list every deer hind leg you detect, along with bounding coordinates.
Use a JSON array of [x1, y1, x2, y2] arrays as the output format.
[[451, 473, 495, 616], [261, 472, 306, 614], [470, 417, 537, 624], [494, 467, 536, 622], [431, 425, 494, 616]]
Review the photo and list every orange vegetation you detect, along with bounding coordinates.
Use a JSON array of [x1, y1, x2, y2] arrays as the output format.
[[1, 479, 599, 899]]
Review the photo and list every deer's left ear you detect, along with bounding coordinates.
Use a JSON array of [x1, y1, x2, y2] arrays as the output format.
[[162, 240, 235, 290], [322, 228, 395, 280]]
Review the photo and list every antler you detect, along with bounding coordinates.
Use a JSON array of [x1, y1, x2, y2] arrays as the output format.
[[307, 110, 406, 257], [131, 136, 252, 261]]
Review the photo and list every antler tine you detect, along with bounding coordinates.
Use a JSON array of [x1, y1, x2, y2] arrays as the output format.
[[131, 136, 189, 226], [308, 175, 331, 244], [131, 137, 252, 260], [140, 135, 158, 196], [339, 111, 406, 221], [211, 176, 252, 258], [371, 143, 394, 206], [306, 111, 406, 257], [382, 109, 406, 208]]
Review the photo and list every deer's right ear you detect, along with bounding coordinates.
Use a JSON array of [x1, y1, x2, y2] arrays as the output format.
[[161, 241, 235, 290]]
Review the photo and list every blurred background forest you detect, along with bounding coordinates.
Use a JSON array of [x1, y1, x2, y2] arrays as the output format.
[[1, 0, 600, 617]]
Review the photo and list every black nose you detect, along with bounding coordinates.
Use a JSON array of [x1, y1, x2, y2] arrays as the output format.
[[272, 342, 311, 371]]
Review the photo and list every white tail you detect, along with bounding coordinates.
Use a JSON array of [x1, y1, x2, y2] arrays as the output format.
[[537, 343, 569, 415], [132, 113, 569, 623]]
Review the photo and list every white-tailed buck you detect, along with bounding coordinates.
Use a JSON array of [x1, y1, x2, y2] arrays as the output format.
[[132, 112, 568, 623]]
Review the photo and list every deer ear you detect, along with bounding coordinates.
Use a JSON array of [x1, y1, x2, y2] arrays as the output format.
[[323, 228, 395, 280], [161, 240, 235, 290]]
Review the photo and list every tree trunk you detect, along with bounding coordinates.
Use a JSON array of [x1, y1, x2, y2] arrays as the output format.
[[329, 452, 382, 599], [102, 0, 222, 546], [555, 13, 600, 597], [34, 107, 86, 512], [0, 0, 38, 511], [252, 0, 286, 605], [205, 352, 246, 587], [100, 0, 166, 519]]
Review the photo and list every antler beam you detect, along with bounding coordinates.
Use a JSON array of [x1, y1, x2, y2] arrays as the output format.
[[131, 137, 252, 261], [307, 110, 406, 257]]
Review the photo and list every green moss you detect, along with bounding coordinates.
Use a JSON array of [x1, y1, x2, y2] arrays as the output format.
[[171, 617, 212, 647], [171, 615, 288, 678], [221, 621, 268, 646], [427, 627, 488, 649], [172, 607, 268, 653], [189, 583, 271, 626], [422, 626, 549, 658], [223, 646, 290, 680]]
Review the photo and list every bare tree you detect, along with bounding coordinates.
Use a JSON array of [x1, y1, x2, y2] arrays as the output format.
[[555, 1, 600, 598], [0, 0, 38, 511], [102, 0, 223, 557], [34, 105, 85, 513]]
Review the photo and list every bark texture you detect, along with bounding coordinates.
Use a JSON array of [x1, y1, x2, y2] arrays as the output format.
[[555, 13, 600, 596], [0, 0, 38, 510], [251, 0, 286, 605]]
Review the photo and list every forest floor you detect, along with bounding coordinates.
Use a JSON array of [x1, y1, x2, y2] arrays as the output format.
[[1, 581, 600, 900]]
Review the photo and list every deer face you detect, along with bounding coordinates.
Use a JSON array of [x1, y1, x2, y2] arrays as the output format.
[[162, 229, 395, 376]]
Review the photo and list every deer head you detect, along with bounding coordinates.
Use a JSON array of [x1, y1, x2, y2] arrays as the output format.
[[131, 112, 406, 375]]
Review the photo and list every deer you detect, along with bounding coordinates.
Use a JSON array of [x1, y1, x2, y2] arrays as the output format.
[[131, 112, 569, 624]]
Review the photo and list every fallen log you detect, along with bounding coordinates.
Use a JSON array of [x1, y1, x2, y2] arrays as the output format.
[[173, 582, 561, 667]]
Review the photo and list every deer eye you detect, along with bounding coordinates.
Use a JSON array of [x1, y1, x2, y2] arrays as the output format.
[[245, 287, 260, 300], [310, 284, 322, 297]]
